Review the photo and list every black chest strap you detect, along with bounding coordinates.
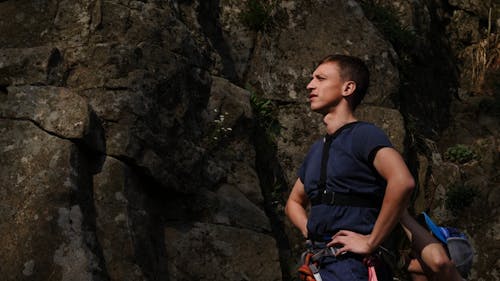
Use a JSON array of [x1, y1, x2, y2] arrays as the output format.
[[312, 132, 382, 209]]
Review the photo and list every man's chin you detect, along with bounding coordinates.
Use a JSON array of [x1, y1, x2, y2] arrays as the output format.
[[310, 106, 327, 115]]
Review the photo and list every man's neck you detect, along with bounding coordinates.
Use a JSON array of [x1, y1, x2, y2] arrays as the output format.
[[322, 110, 357, 135]]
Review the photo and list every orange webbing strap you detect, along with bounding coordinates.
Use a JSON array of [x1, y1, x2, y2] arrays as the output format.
[[298, 252, 317, 281]]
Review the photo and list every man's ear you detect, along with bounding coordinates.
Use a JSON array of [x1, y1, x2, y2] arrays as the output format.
[[342, 81, 356, 97]]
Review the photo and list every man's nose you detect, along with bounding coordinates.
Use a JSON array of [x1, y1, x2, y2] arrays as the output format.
[[306, 80, 314, 90]]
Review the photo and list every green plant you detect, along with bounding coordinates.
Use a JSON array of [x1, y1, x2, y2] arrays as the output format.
[[203, 109, 233, 150], [239, 0, 275, 32], [249, 91, 281, 142], [444, 144, 477, 164], [250, 92, 272, 117], [359, 1, 417, 52], [445, 184, 477, 215]]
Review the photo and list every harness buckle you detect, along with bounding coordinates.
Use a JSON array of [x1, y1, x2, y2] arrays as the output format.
[[309, 263, 323, 281], [327, 246, 340, 256], [322, 190, 335, 205]]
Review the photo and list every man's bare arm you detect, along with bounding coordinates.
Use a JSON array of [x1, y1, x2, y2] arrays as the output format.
[[368, 147, 415, 249], [329, 147, 415, 254], [285, 178, 309, 238]]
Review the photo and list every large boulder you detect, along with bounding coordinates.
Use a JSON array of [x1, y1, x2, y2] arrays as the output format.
[[93, 157, 148, 280], [165, 222, 281, 281], [1, 86, 92, 139], [0, 120, 101, 281], [243, 0, 401, 190], [247, 0, 399, 107]]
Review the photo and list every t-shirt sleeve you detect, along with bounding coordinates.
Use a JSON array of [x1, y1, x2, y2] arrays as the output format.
[[352, 123, 393, 164], [298, 162, 306, 182], [297, 140, 322, 183]]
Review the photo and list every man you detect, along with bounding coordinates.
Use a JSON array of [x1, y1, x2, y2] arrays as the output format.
[[285, 54, 415, 280]]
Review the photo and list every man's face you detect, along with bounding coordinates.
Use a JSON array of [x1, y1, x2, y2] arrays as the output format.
[[306, 61, 345, 114]]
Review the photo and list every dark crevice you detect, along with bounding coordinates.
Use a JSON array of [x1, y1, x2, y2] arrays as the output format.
[[65, 111, 109, 280], [46, 47, 66, 86], [108, 154, 162, 184], [103, 86, 130, 91], [63, 144, 171, 281], [361, 0, 458, 139], [0, 116, 74, 140], [90, 0, 103, 31], [103, 154, 173, 281], [124, 166, 170, 281], [73, 123, 169, 280], [47, 48, 62, 69], [406, 0, 458, 137], [100, 117, 119, 123], [197, 0, 239, 83], [252, 127, 293, 281], [70, 141, 110, 281], [0, 84, 8, 95]]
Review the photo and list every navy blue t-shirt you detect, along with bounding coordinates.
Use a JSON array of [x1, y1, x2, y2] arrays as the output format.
[[298, 121, 393, 241]]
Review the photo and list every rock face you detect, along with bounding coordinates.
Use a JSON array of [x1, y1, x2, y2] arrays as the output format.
[[0, 1, 498, 281]]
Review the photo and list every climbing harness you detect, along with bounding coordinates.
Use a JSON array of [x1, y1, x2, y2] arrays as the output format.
[[298, 240, 387, 281], [298, 241, 342, 281], [298, 251, 321, 281]]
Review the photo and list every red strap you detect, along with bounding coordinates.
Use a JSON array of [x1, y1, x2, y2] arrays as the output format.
[[367, 265, 378, 281], [298, 253, 317, 281], [363, 256, 379, 281], [298, 264, 316, 281]]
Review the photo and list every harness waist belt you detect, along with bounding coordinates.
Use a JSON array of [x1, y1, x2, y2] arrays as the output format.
[[310, 190, 382, 208], [304, 240, 363, 261]]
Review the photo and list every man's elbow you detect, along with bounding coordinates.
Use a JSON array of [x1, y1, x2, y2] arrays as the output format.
[[284, 198, 302, 218], [284, 199, 291, 217], [390, 175, 415, 194], [407, 176, 416, 189], [401, 176, 416, 195], [284, 199, 296, 218]]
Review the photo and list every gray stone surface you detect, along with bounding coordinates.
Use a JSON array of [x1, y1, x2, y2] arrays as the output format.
[[1, 86, 90, 139], [247, 0, 399, 107], [0, 120, 98, 280], [165, 222, 281, 281], [0, 0, 497, 280], [93, 157, 147, 281]]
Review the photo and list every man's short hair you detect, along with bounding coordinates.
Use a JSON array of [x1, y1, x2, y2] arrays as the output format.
[[318, 54, 370, 110]]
